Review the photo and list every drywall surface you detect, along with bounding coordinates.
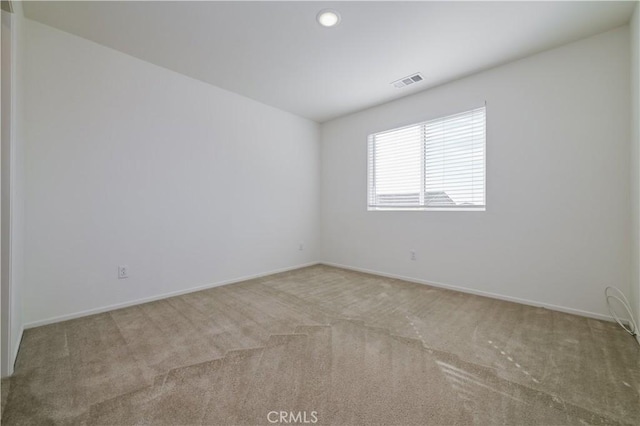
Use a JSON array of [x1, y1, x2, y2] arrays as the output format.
[[1, 6, 25, 376], [320, 27, 630, 319], [11, 2, 26, 361], [631, 4, 640, 325], [23, 19, 320, 326], [0, 9, 12, 376], [10, 5, 25, 371]]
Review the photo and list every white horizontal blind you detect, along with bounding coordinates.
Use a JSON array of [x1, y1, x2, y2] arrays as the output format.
[[368, 106, 485, 210]]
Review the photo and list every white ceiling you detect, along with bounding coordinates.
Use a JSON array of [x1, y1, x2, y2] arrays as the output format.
[[23, 1, 636, 123]]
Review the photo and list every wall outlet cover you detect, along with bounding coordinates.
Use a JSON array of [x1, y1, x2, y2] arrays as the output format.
[[118, 265, 129, 279]]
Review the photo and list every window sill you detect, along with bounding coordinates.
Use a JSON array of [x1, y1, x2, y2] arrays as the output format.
[[367, 206, 486, 212]]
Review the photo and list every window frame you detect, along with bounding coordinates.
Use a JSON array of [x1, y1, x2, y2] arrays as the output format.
[[367, 106, 486, 212]]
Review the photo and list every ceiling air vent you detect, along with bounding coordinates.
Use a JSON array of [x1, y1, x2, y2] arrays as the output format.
[[392, 73, 424, 89]]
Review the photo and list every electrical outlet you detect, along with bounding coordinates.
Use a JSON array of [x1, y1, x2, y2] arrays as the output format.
[[298, 242, 304, 251], [118, 265, 129, 279], [410, 250, 416, 261]]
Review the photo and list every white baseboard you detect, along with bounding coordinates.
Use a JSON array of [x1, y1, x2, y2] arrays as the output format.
[[22, 260, 623, 329], [24, 262, 320, 329], [320, 261, 615, 323], [1, 327, 25, 377], [9, 325, 23, 376]]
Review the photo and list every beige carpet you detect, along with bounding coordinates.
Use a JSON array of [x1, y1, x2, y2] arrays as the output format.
[[1, 265, 639, 425]]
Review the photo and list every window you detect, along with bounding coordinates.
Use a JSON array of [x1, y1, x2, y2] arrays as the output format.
[[367, 106, 486, 211]]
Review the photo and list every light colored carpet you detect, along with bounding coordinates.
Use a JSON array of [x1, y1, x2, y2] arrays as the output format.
[[1, 265, 639, 424]]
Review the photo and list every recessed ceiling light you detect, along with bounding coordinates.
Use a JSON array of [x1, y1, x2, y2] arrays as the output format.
[[317, 9, 341, 28]]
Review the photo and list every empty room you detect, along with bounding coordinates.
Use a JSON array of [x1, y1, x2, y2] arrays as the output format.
[[1, 0, 639, 424]]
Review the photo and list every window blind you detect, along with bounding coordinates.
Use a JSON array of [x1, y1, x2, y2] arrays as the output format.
[[368, 106, 486, 210]]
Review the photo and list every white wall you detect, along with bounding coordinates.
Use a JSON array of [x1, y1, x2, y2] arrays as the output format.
[[320, 27, 630, 320], [0, 8, 10, 377], [630, 4, 640, 328], [11, 3, 25, 362], [0, 4, 25, 377], [23, 19, 320, 326]]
